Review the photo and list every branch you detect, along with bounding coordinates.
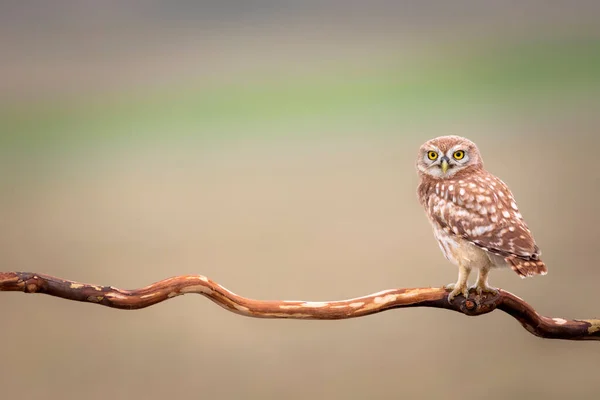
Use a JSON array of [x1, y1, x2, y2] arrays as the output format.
[[1, 271, 598, 341]]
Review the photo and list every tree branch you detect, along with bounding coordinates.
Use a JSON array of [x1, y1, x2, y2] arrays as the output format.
[[1, 271, 598, 340]]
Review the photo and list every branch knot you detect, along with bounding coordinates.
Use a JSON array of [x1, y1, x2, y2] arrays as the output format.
[[456, 292, 500, 316]]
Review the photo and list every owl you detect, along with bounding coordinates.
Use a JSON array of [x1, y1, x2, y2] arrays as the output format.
[[416, 135, 547, 302]]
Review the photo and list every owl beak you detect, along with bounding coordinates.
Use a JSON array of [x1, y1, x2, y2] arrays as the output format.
[[441, 158, 450, 174]]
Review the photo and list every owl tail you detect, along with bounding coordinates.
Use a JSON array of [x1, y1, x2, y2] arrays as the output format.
[[506, 256, 548, 278]]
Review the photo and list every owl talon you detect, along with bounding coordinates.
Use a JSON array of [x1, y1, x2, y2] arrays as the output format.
[[444, 283, 470, 303], [444, 283, 456, 291], [469, 283, 499, 296]]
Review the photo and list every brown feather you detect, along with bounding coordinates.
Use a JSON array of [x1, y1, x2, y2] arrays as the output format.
[[506, 256, 548, 278]]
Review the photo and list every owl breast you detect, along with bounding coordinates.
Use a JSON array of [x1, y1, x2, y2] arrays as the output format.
[[432, 224, 495, 270]]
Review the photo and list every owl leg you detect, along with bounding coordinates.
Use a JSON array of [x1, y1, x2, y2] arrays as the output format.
[[469, 265, 499, 296], [444, 264, 471, 303]]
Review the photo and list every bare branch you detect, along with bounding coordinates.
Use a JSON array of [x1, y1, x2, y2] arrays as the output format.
[[1, 271, 598, 340]]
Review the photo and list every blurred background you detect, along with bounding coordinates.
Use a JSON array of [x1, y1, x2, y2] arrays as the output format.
[[1, 1, 600, 399]]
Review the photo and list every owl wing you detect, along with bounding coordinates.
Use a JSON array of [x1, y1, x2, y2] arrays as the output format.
[[427, 173, 541, 261]]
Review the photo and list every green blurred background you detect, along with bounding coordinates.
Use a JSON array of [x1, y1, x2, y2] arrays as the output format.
[[1, 2, 600, 399]]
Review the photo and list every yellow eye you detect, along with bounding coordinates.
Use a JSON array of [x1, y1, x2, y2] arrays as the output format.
[[453, 150, 465, 160], [427, 151, 438, 160]]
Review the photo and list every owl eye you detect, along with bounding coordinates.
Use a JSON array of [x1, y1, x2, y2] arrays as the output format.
[[427, 151, 438, 160], [453, 150, 465, 160]]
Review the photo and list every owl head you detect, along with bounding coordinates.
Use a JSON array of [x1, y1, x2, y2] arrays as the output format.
[[416, 135, 483, 179]]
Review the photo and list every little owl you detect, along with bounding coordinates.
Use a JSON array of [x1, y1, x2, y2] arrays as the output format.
[[416, 135, 547, 302]]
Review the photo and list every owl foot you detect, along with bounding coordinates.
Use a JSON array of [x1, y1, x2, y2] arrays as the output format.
[[444, 282, 470, 303], [469, 282, 499, 296]]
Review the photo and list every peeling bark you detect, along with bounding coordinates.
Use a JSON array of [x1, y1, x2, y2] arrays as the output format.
[[1, 271, 598, 340]]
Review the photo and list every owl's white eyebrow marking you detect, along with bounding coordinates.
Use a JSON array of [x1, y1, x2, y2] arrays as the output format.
[[428, 145, 442, 154], [446, 144, 465, 156]]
